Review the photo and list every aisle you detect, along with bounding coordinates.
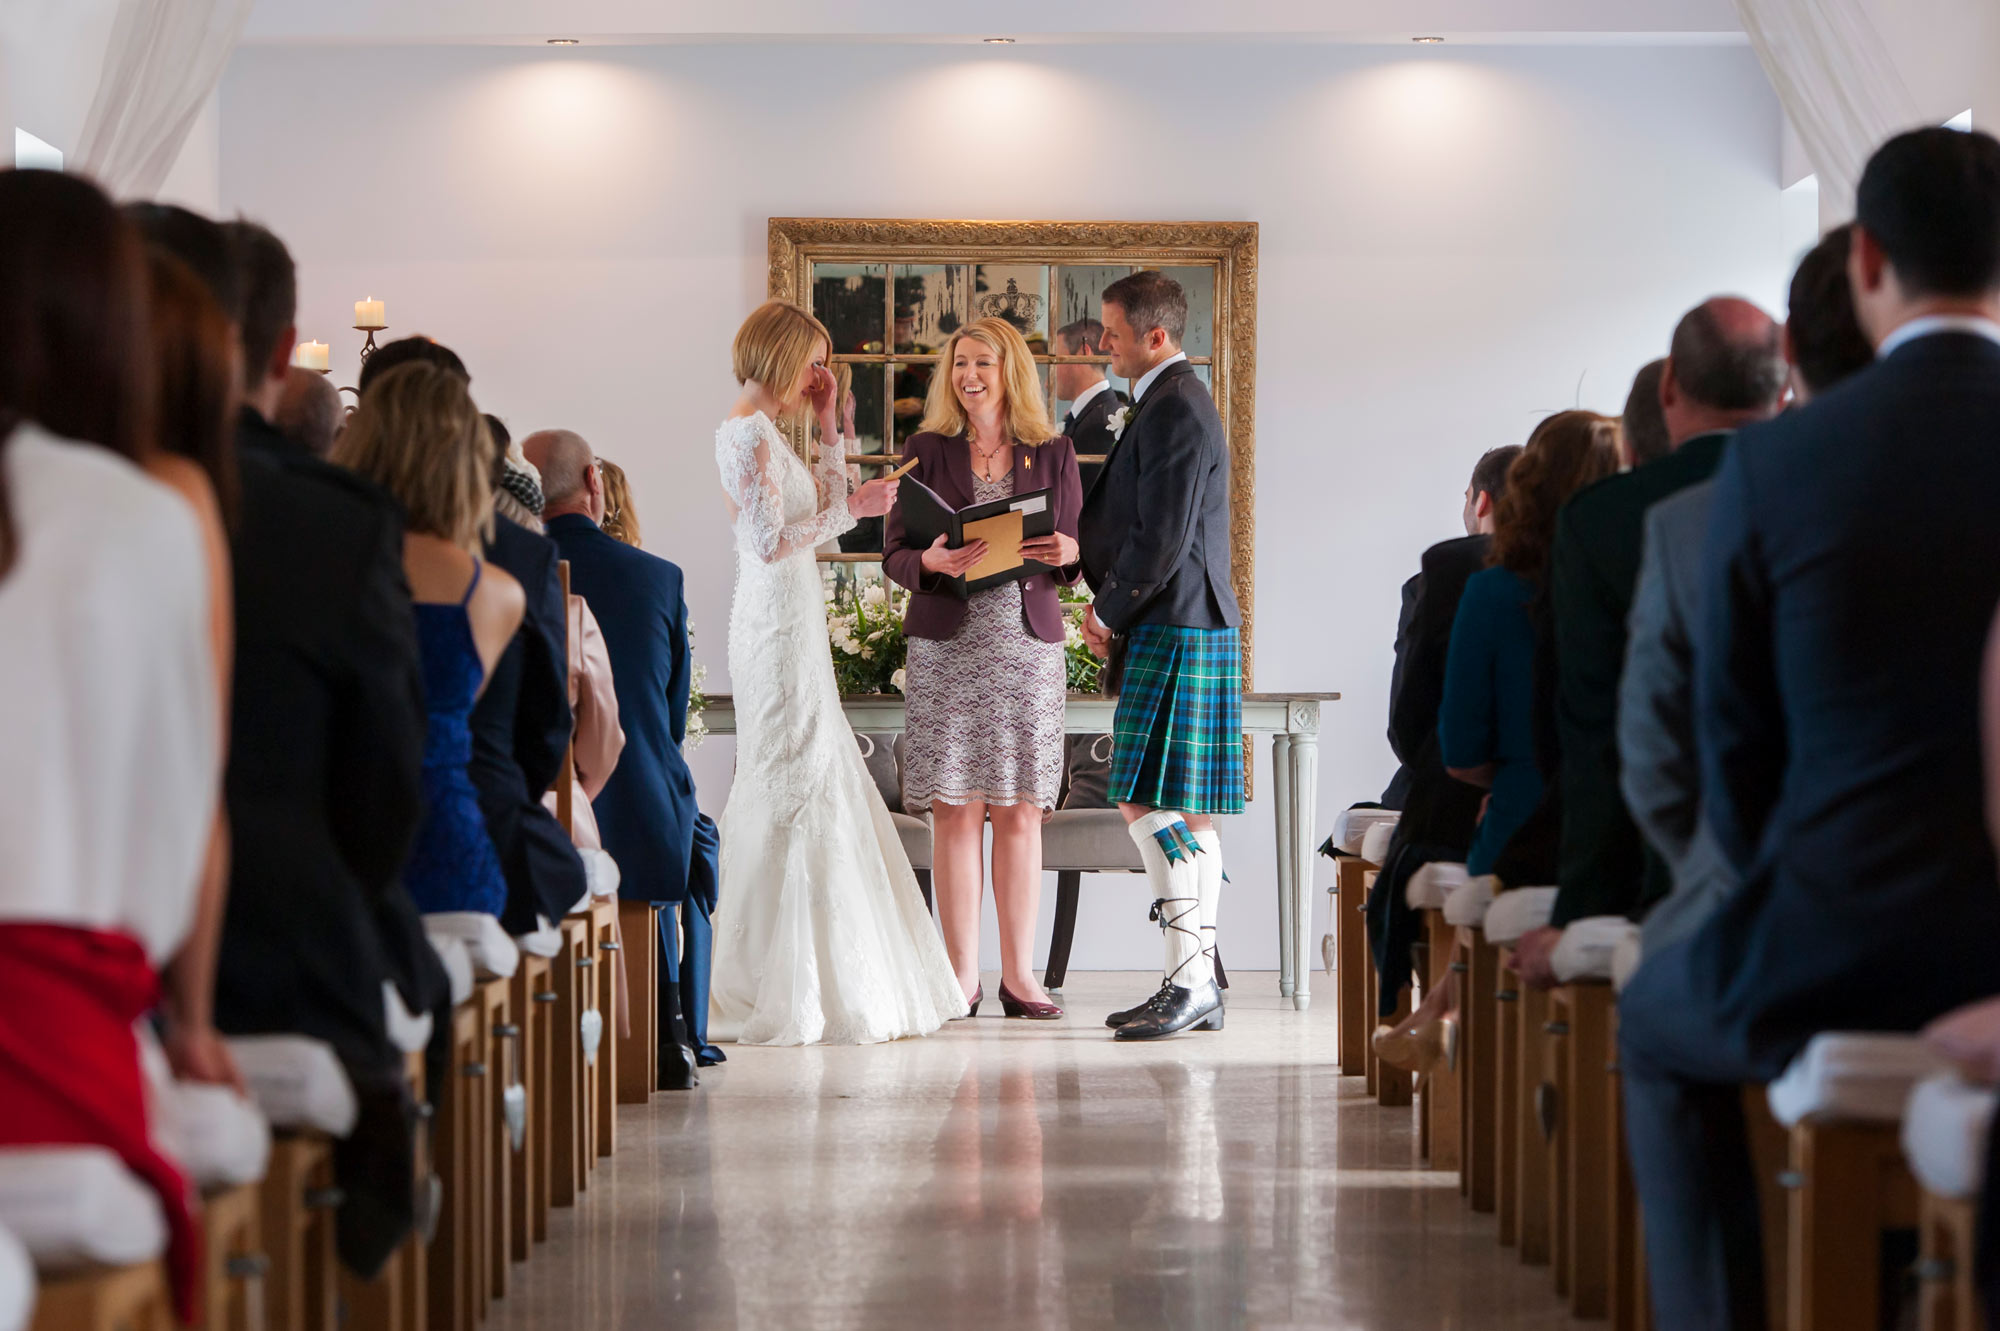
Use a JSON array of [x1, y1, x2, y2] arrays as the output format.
[[493, 973, 1574, 1330]]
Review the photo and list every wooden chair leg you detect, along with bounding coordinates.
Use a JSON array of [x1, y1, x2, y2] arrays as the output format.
[[1423, 912, 1463, 1174], [481, 977, 514, 1302], [1918, 1191, 1979, 1331], [29, 1261, 171, 1331], [1559, 983, 1614, 1319], [1496, 965, 1522, 1247], [591, 898, 619, 1157], [1465, 932, 1500, 1214], [1514, 981, 1553, 1266], [259, 1134, 336, 1331], [511, 954, 553, 1259], [1609, 1007, 1648, 1331], [1044, 870, 1081, 992], [615, 901, 657, 1106], [549, 917, 589, 1208], [1788, 1119, 1920, 1331], [199, 1183, 263, 1331], [1745, 1087, 1791, 1331], [430, 1000, 480, 1331], [1337, 858, 1370, 1075], [1544, 990, 1573, 1298]]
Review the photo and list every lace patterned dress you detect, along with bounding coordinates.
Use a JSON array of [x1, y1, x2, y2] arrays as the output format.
[[903, 471, 1066, 811], [708, 413, 965, 1045]]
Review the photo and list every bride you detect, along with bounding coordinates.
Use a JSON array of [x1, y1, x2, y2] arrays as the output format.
[[708, 299, 967, 1045]]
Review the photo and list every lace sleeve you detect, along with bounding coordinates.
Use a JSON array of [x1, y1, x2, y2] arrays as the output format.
[[716, 416, 855, 563]]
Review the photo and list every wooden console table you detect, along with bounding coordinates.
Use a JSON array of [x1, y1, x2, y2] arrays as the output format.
[[699, 691, 1339, 1011]]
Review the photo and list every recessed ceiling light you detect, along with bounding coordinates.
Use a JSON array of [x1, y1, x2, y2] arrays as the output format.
[[547, 37, 580, 45], [984, 37, 1015, 44], [1412, 35, 1445, 43]]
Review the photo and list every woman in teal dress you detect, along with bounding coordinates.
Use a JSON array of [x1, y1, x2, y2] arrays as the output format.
[[1440, 409, 1619, 875], [1374, 409, 1617, 1077]]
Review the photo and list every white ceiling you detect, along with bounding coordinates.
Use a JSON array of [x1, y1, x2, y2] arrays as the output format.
[[241, 0, 1747, 46]]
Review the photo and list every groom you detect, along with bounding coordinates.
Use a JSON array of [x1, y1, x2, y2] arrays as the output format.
[[1078, 270, 1243, 1040]]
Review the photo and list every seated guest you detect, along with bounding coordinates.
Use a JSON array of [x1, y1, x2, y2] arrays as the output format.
[[1375, 415, 1614, 1069], [0, 169, 224, 1324], [1619, 126, 2000, 1329], [336, 365, 524, 917], [127, 232, 243, 1093], [357, 333, 468, 394], [177, 216, 439, 1275], [598, 456, 640, 545], [1365, 444, 1520, 1036], [1440, 413, 1617, 877], [1619, 226, 1874, 963], [526, 428, 709, 1084], [275, 364, 343, 458], [1620, 358, 1671, 468], [451, 404, 586, 937], [1510, 296, 1787, 989]]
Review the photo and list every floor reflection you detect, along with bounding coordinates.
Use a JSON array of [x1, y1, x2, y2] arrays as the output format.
[[491, 974, 1578, 1331]]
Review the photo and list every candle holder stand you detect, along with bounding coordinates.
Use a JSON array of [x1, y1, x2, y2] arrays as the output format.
[[356, 325, 385, 362]]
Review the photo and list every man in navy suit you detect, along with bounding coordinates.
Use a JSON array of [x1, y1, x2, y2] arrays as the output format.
[[1618, 126, 2000, 1329], [526, 429, 709, 1088], [1617, 226, 1876, 963]]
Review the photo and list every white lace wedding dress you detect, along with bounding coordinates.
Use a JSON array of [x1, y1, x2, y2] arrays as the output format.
[[708, 412, 966, 1045]]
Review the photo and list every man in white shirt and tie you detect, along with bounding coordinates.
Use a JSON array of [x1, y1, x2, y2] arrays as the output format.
[[1053, 317, 1126, 493]]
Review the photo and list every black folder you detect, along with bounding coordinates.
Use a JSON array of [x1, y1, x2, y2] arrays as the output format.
[[896, 477, 1056, 597]]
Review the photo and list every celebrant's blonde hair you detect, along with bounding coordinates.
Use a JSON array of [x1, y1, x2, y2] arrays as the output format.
[[918, 316, 1058, 446], [732, 299, 831, 412]]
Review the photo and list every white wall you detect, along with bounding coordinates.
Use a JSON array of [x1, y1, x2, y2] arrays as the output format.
[[220, 39, 1790, 973]]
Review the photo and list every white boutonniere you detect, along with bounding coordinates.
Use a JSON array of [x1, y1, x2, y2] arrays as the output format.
[[1106, 406, 1131, 440]]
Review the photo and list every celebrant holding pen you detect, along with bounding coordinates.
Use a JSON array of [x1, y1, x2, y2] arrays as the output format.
[[884, 316, 1084, 1020]]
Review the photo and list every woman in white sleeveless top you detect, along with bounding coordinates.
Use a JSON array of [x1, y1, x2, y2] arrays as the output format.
[[708, 300, 965, 1045]]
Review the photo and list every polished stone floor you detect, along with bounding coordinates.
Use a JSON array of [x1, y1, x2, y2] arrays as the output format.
[[495, 973, 1578, 1330]]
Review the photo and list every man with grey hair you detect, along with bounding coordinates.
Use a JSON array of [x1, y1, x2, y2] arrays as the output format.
[[274, 365, 344, 459], [529, 431, 711, 1084]]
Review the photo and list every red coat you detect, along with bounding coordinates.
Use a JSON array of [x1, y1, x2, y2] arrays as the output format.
[[882, 431, 1085, 644]]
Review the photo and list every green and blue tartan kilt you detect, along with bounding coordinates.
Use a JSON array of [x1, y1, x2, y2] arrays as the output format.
[[1108, 624, 1245, 815]]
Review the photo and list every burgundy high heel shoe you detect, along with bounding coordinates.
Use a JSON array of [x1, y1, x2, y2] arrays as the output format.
[[955, 984, 982, 1019], [997, 982, 1063, 1020]]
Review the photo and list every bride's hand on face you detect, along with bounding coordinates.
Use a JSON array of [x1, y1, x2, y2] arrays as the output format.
[[805, 364, 840, 433], [851, 477, 899, 518]]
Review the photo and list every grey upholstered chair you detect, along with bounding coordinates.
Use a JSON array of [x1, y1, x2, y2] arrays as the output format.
[[855, 733, 933, 906]]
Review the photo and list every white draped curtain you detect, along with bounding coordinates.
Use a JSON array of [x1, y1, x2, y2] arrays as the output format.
[[1734, 0, 1924, 223], [72, 0, 253, 198]]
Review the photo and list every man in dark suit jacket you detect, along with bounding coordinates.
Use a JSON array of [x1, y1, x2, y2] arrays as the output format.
[[1618, 226, 1876, 963], [1366, 445, 1520, 1013], [1078, 272, 1242, 1040], [1619, 126, 2000, 1328], [1508, 297, 1786, 988], [178, 218, 437, 1277], [527, 429, 706, 1087]]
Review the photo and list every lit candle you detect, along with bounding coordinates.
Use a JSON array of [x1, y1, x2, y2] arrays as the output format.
[[354, 297, 386, 330], [293, 340, 331, 372]]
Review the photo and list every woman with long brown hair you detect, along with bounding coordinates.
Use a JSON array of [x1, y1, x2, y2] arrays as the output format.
[[1373, 409, 1617, 1076], [0, 169, 229, 1323]]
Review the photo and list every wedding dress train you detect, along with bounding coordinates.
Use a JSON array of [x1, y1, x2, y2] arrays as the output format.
[[708, 412, 965, 1045]]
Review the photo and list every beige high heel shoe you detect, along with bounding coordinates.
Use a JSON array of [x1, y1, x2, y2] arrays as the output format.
[[1372, 1017, 1459, 1088]]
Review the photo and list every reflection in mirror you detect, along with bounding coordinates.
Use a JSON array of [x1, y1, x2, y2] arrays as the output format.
[[972, 264, 1050, 347], [835, 361, 888, 554], [812, 263, 887, 354], [1158, 265, 1217, 358], [1055, 265, 1134, 331], [891, 362, 934, 450], [894, 265, 968, 353]]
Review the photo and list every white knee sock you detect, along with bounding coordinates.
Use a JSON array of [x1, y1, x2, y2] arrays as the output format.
[[1129, 810, 1211, 989], [1192, 827, 1223, 978]]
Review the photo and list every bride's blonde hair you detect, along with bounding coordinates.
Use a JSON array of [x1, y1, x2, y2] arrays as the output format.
[[732, 299, 831, 415], [917, 317, 1057, 446]]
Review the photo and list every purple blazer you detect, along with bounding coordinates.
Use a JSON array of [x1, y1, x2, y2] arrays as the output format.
[[883, 430, 1085, 644]]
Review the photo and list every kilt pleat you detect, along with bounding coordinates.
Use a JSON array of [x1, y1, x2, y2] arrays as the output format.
[[1107, 625, 1245, 814]]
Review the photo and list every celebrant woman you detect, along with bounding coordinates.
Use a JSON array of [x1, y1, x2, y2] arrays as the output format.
[[884, 316, 1085, 1020]]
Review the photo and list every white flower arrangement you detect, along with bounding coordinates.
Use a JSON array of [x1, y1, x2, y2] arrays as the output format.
[[1106, 406, 1131, 440]]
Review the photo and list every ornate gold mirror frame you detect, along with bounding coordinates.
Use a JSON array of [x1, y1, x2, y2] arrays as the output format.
[[767, 217, 1259, 687]]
